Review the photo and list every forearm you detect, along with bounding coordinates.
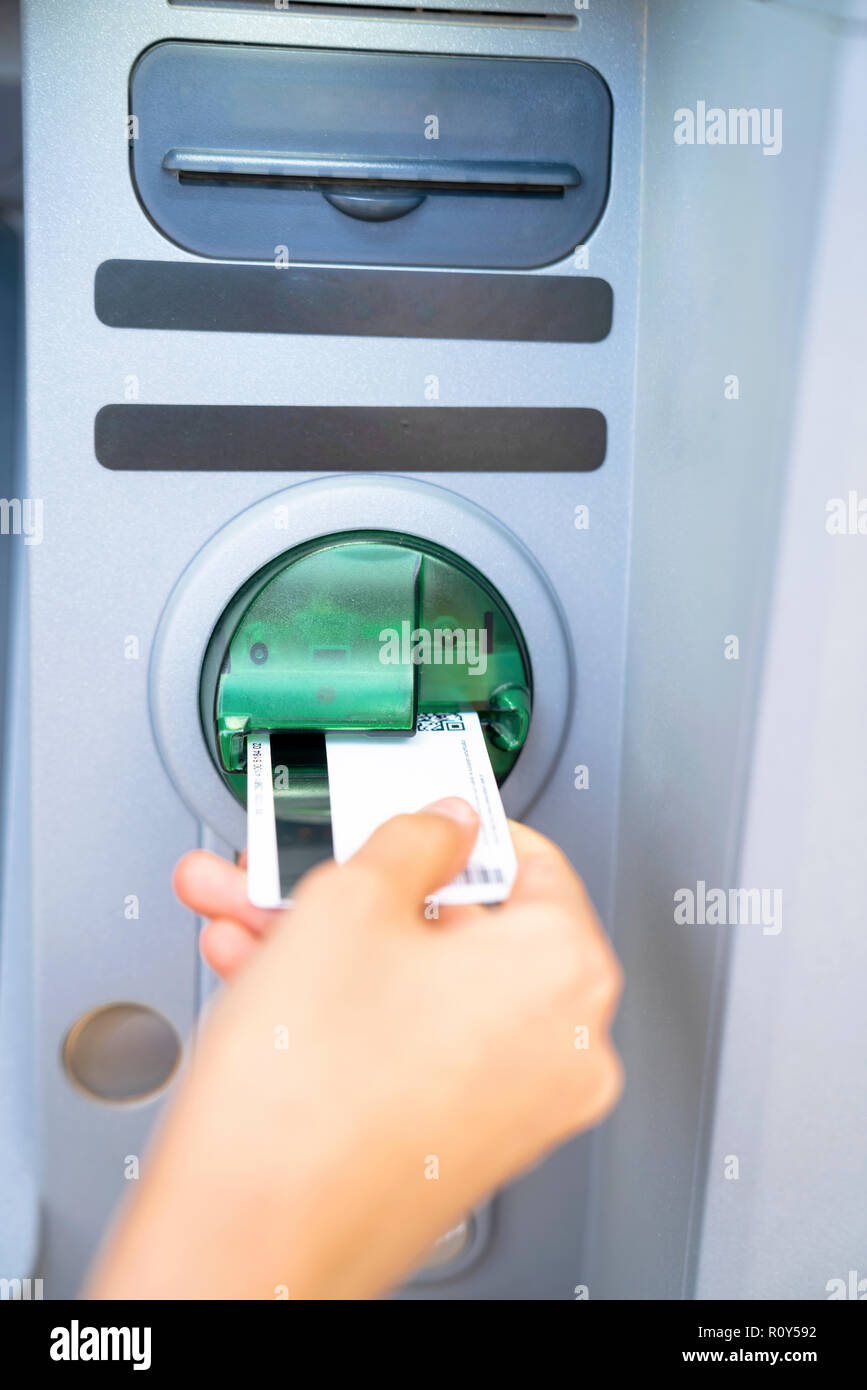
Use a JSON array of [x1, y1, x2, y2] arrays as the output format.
[[86, 1045, 487, 1300]]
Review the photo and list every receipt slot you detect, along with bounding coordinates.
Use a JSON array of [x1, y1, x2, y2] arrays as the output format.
[[200, 532, 532, 834]]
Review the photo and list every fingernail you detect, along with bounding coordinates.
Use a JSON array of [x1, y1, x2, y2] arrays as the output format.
[[421, 796, 478, 825]]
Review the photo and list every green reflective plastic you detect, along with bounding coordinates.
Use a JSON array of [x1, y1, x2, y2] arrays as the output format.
[[201, 532, 532, 817], [216, 543, 421, 770]]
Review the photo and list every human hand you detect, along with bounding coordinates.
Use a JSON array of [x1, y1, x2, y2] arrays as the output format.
[[88, 800, 622, 1300]]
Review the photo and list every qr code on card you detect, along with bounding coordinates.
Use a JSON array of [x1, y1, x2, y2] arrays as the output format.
[[416, 712, 466, 734]]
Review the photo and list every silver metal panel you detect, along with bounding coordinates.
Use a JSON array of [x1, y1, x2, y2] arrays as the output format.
[[584, 0, 842, 1300], [15, 0, 853, 1302], [696, 25, 867, 1301], [19, 0, 643, 1297]]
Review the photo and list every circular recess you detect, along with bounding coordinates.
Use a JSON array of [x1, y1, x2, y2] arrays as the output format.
[[150, 474, 573, 849], [420, 1217, 473, 1269], [63, 1003, 181, 1103], [410, 1202, 493, 1285]]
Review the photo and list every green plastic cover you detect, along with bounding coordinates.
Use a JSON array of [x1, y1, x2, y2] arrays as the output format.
[[201, 532, 532, 815]]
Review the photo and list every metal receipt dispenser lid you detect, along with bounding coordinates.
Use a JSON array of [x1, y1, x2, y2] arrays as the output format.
[[130, 43, 612, 269]]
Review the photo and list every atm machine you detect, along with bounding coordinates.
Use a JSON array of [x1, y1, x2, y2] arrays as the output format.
[[2, 0, 865, 1299]]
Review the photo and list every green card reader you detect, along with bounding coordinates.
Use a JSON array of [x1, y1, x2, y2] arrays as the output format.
[[199, 531, 532, 823]]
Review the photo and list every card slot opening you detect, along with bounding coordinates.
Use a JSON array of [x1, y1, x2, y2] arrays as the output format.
[[167, 1, 578, 30], [174, 171, 569, 200]]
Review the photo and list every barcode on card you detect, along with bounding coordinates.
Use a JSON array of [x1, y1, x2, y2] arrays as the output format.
[[326, 708, 517, 905], [453, 865, 506, 887], [416, 712, 466, 733]]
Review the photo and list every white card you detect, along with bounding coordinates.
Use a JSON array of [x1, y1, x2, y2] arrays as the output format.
[[325, 710, 518, 905], [246, 733, 283, 909]]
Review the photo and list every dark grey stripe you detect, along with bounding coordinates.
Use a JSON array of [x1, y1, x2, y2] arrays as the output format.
[[94, 405, 606, 472], [94, 260, 613, 344]]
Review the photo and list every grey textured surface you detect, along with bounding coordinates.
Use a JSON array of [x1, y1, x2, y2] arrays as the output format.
[[695, 25, 867, 1302], [0, 219, 38, 1284], [0, 225, 17, 757], [584, 0, 848, 1301]]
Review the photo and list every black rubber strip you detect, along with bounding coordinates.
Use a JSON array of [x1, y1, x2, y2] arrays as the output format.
[[94, 405, 606, 472], [94, 259, 613, 343]]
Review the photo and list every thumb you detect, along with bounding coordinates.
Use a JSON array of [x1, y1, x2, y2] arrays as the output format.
[[347, 797, 479, 906]]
